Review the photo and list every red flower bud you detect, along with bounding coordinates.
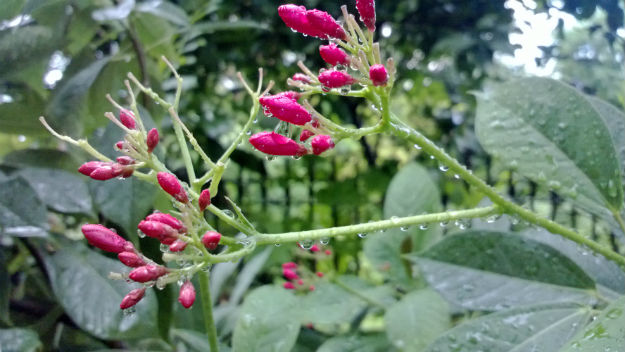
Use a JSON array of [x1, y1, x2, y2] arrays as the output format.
[[318, 70, 356, 88], [78, 161, 106, 176], [90, 163, 124, 180], [356, 0, 376, 31], [178, 281, 196, 308], [283, 282, 296, 290], [119, 109, 136, 129], [306, 9, 347, 40], [283, 268, 299, 280], [324, 249, 332, 256], [259, 93, 311, 126], [118, 252, 146, 267], [299, 129, 315, 142], [311, 135, 335, 155], [319, 43, 350, 66], [169, 240, 188, 252], [116, 156, 135, 165], [278, 5, 325, 39], [147, 128, 159, 153], [249, 132, 309, 156], [282, 262, 298, 270], [157, 172, 188, 203], [201, 231, 222, 250], [310, 244, 320, 252], [145, 213, 186, 233], [81, 224, 129, 253], [292, 73, 312, 84], [198, 189, 211, 211], [297, 279, 304, 285], [309, 285, 315, 291], [120, 288, 146, 309], [128, 265, 168, 283], [369, 64, 388, 86], [115, 141, 124, 150], [138, 220, 179, 244], [316, 272, 324, 278]]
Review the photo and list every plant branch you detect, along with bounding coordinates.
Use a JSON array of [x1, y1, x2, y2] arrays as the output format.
[[198, 271, 219, 352]]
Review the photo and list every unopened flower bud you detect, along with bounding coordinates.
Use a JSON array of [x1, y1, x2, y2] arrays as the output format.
[[283, 268, 299, 280], [283, 282, 296, 290], [324, 249, 332, 256], [249, 132, 309, 156], [356, 0, 376, 31], [145, 213, 186, 233], [81, 224, 129, 253], [201, 231, 222, 250], [120, 288, 146, 309], [115, 141, 124, 150], [311, 135, 335, 155], [128, 265, 168, 283], [292, 73, 312, 84], [318, 69, 356, 88], [198, 189, 211, 211], [89, 163, 124, 180], [369, 64, 388, 86], [116, 156, 135, 165], [278, 5, 324, 38], [78, 161, 106, 176], [259, 93, 311, 125], [297, 279, 304, 285], [178, 281, 196, 308], [316, 272, 324, 278], [138, 220, 179, 244], [147, 128, 159, 153], [309, 285, 315, 291], [282, 262, 297, 270], [306, 9, 347, 40], [299, 129, 315, 142], [169, 240, 188, 252], [310, 244, 320, 252], [157, 172, 188, 203], [119, 109, 136, 130], [319, 43, 350, 66], [118, 252, 146, 267]]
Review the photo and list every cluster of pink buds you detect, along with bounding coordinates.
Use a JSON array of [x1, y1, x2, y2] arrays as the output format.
[[281, 261, 327, 292]]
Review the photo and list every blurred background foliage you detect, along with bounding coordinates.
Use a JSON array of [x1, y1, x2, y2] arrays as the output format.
[[0, 0, 624, 350]]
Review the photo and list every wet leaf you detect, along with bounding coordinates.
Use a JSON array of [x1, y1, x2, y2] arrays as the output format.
[[91, 0, 135, 21], [318, 334, 393, 352], [0, 328, 42, 352], [0, 176, 48, 237], [298, 282, 367, 326], [560, 296, 625, 351]]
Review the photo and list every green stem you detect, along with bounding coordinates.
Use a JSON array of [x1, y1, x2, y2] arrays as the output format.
[[198, 271, 219, 352], [255, 206, 498, 245], [171, 109, 196, 184], [387, 115, 625, 267], [613, 210, 625, 236]]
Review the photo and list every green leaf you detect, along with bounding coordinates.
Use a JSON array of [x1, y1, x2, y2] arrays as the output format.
[[364, 162, 442, 289], [409, 231, 598, 310], [298, 282, 368, 326], [91, 0, 135, 21], [475, 77, 624, 218], [560, 296, 625, 351], [335, 275, 397, 307], [0, 176, 48, 237], [2, 149, 82, 171], [229, 247, 272, 305], [586, 96, 625, 180], [43, 243, 158, 340], [0, 0, 25, 21], [0, 25, 57, 77], [232, 286, 300, 352], [0, 328, 42, 352], [17, 167, 94, 215], [318, 334, 393, 352], [425, 303, 590, 352], [135, 1, 190, 26], [0, 83, 47, 136], [385, 289, 451, 351], [172, 329, 232, 352]]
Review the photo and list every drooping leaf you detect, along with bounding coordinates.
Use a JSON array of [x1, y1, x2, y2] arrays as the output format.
[[560, 296, 625, 351], [0, 176, 48, 237], [91, 0, 135, 21], [298, 282, 368, 326], [318, 334, 393, 352], [409, 231, 598, 310], [586, 96, 625, 180], [43, 243, 158, 340], [385, 289, 450, 351], [232, 286, 300, 352], [424, 303, 590, 352], [0, 328, 42, 352], [475, 77, 623, 221]]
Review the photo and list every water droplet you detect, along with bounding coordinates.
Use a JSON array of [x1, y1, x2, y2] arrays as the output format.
[[419, 224, 429, 230], [223, 210, 234, 218], [413, 144, 422, 150], [266, 155, 276, 161], [160, 243, 169, 252], [320, 237, 330, 245], [390, 216, 400, 224], [357, 233, 367, 238], [438, 164, 449, 172], [246, 130, 251, 136], [291, 155, 302, 160], [274, 243, 281, 247], [400, 226, 408, 231], [122, 307, 136, 316], [439, 221, 449, 227], [453, 174, 461, 179], [299, 239, 314, 249], [137, 229, 146, 238], [485, 214, 500, 223]]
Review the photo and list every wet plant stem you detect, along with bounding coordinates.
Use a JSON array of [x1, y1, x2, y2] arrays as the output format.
[[198, 270, 219, 352]]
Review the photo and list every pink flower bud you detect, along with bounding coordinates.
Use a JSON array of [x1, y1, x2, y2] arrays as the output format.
[[309, 285, 315, 291], [316, 272, 324, 278], [324, 249, 332, 255], [120, 288, 146, 309], [292, 73, 312, 84], [369, 64, 388, 86], [81, 224, 129, 253], [299, 129, 315, 142], [147, 128, 159, 153], [282, 262, 297, 270], [283, 268, 299, 280], [297, 279, 304, 285], [116, 156, 135, 165], [319, 43, 350, 66], [283, 282, 296, 290], [129, 265, 168, 283], [259, 93, 311, 126], [310, 244, 320, 252], [318, 70, 356, 88], [157, 172, 188, 203], [306, 9, 347, 40], [115, 141, 124, 150], [178, 281, 196, 308], [356, 0, 376, 31], [89, 163, 124, 181], [169, 240, 188, 252], [201, 231, 222, 250], [138, 220, 179, 244], [198, 189, 211, 211], [311, 135, 335, 155], [278, 5, 325, 38], [119, 109, 136, 129], [249, 132, 309, 156], [118, 252, 146, 267], [78, 161, 106, 176], [145, 213, 186, 233]]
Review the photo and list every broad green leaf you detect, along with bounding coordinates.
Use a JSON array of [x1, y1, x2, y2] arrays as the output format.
[[0, 176, 48, 237], [0, 25, 57, 77], [17, 167, 94, 215], [2, 149, 82, 171], [0, 328, 42, 352], [298, 282, 367, 326], [425, 303, 590, 352], [475, 77, 623, 219], [43, 243, 158, 340], [185, 20, 269, 41], [409, 231, 598, 310], [91, 0, 135, 21], [364, 162, 442, 289], [0, 84, 47, 136], [0, 0, 24, 21], [318, 334, 393, 352], [560, 296, 625, 351], [172, 329, 232, 352], [232, 286, 300, 352], [336, 275, 397, 307], [385, 289, 450, 351], [135, 1, 190, 26], [229, 247, 272, 305]]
